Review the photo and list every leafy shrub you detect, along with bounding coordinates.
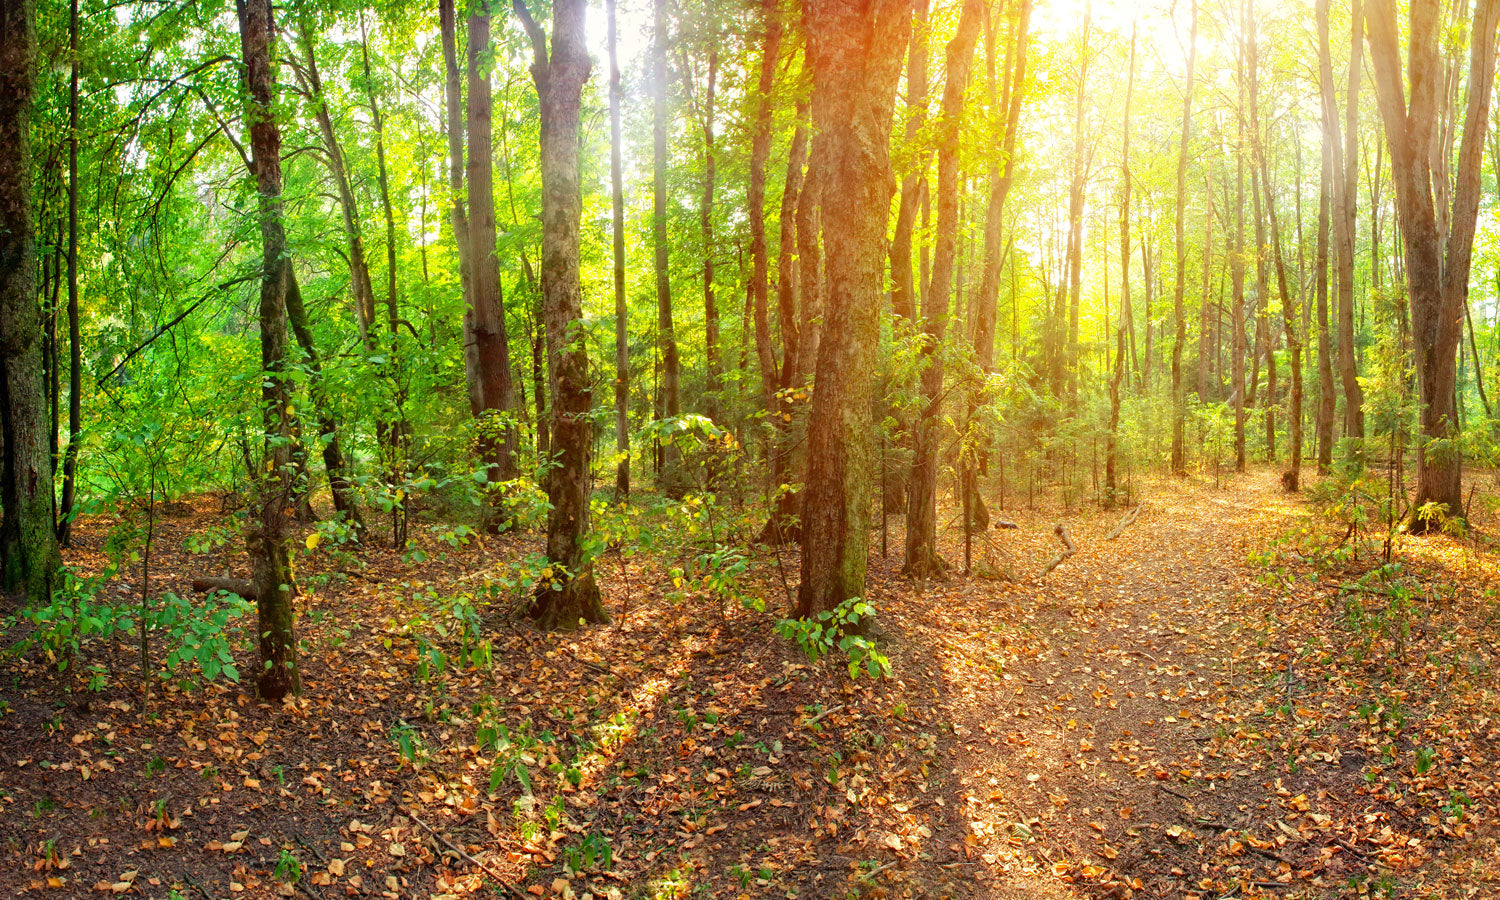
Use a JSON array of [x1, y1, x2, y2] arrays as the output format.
[[776, 597, 890, 679]]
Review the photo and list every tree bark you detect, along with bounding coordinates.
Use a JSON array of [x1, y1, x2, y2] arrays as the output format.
[[1232, 21, 1247, 472], [1315, 114, 1336, 474], [515, 0, 606, 627], [889, 0, 930, 324], [1338, 0, 1366, 445], [467, 0, 518, 493], [0, 0, 62, 604], [1366, 0, 1500, 530], [796, 0, 909, 618], [236, 0, 299, 701], [1257, 136, 1304, 491]]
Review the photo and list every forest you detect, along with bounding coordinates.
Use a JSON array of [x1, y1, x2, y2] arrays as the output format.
[[3, 0, 1500, 896]]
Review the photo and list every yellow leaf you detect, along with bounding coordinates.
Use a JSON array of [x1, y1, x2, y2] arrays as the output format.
[[305, 532, 322, 551]]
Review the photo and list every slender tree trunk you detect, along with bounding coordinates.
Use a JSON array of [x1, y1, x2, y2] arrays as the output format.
[[1315, 132, 1336, 473], [652, 0, 684, 496], [440, 0, 478, 417], [889, 0, 930, 324], [515, 0, 606, 627], [467, 0, 518, 493], [748, 0, 782, 433], [1063, 7, 1091, 404], [903, 0, 981, 580], [285, 272, 367, 533], [608, 0, 629, 496], [797, 0, 909, 618], [1338, 0, 1366, 445], [236, 0, 298, 701], [1232, 44, 1247, 471], [970, 0, 1031, 520], [58, 0, 80, 546], [699, 28, 721, 425], [1257, 137, 1304, 490], [1170, 0, 1197, 475], [0, 0, 62, 603], [1107, 21, 1133, 506]]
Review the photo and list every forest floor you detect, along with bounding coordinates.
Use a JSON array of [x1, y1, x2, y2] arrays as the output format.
[[3, 468, 1500, 900]]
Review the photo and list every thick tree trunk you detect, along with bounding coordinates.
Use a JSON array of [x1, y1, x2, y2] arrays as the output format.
[[608, 0, 629, 496], [1367, 0, 1499, 530], [797, 0, 909, 619], [516, 0, 606, 628], [1170, 0, 1197, 476], [903, 0, 981, 580], [0, 0, 62, 604], [467, 1, 518, 493], [236, 0, 299, 701], [651, 0, 684, 496]]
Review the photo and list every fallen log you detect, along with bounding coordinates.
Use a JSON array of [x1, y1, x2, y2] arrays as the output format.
[[1040, 524, 1077, 577], [1105, 502, 1145, 540], [191, 577, 256, 600]]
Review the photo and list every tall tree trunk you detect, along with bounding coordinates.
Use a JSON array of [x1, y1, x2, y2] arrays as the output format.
[[889, 0, 930, 323], [1232, 30, 1247, 471], [1170, 0, 1197, 475], [1367, 0, 1500, 530], [608, 0, 629, 496], [0, 0, 62, 604], [1338, 0, 1367, 445], [760, 111, 809, 545], [970, 0, 1031, 519], [236, 0, 299, 701], [1063, 7, 1091, 404], [652, 0, 684, 496], [439, 0, 477, 416], [1257, 139, 1305, 490], [903, 0, 982, 580], [515, 0, 606, 627], [796, 0, 909, 618], [1106, 21, 1133, 506], [467, 0, 518, 494], [1249, 0, 1276, 464], [698, 27, 721, 426], [1315, 128, 1336, 473], [58, 0, 80, 546], [748, 0, 783, 435]]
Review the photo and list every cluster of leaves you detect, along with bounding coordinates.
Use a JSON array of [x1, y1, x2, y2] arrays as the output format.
[[775, 597, 890, 680]]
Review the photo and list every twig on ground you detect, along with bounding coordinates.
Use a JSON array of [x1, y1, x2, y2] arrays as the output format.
[[1039, 524, 1077, 577], [405, 809, 518, 896], [1105, 502, 1145, 540]]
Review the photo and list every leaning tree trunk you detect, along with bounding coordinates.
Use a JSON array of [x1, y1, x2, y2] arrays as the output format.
[[285, 271, 366, 533], [236, 0, 299, 701], [903, 0, 983, 580], [796, 0, 910, 619], [1367, 0, 1500, 530], [0, 0, 62, 604], [516, 0, 606, 628]]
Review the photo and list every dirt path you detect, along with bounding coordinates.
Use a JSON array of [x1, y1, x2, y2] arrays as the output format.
[[854, 471, 1445, 899]]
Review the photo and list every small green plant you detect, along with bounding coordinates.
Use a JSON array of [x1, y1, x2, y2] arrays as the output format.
[[776, 597, 890, 679], [390, 720, 425, 766], [1414, 746, 1437, 776], [275, 847, 302, 884], [564, 832, 613, 874]]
